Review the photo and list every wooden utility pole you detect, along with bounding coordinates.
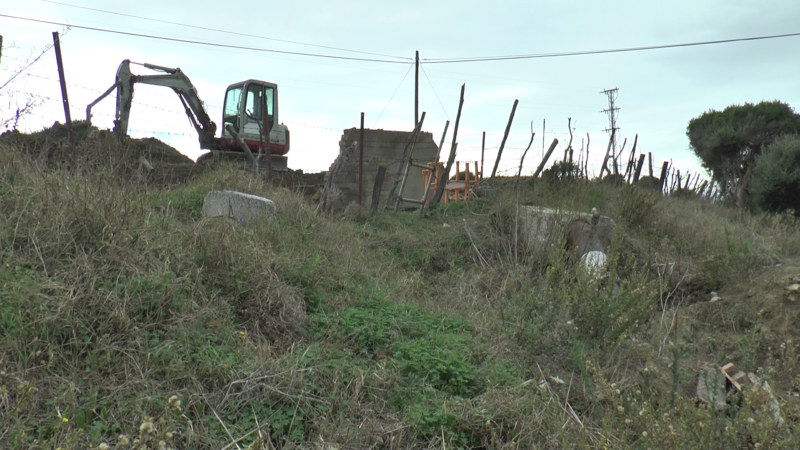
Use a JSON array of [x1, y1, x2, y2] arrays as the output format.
[[414, 50, 419, 128], [491, 99, 518, 178], [648, 152, 654, 178], [52, 32, 75, 154], [0, 36, 4, 75]]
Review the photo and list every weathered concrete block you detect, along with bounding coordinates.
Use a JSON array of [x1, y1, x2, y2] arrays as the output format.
[[696, 367, 727, 410], [518, 206, 615, 258], [202, 190, 276, 225]]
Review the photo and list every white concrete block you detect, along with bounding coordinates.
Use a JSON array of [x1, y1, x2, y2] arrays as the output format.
[[202, 190, 276, 225]]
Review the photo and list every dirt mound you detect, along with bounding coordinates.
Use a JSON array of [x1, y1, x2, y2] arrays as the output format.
[[684, 261, 800, 392], [0, 121, 202, 185]]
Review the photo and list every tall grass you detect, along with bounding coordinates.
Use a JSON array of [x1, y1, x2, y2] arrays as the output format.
[[1, 140, 799, 449]]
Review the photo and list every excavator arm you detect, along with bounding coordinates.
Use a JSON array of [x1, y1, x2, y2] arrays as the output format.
[[87, 60, 217, 147]]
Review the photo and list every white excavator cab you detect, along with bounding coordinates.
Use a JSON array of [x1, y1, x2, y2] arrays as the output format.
[[222, 80, 277, 142]]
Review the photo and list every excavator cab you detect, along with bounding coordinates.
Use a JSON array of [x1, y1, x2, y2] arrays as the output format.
[[222, 80, 276, 140], [220, 79, 289, 170]]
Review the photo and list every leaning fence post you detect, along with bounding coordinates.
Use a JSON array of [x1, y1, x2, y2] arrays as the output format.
[[532, 139, 559, 179], [491, 99, 519, 178], [52, 31, 75, 156], [431, 84, 465, 206], [658, 161, 669, 194], [633, 153, 646, 183]]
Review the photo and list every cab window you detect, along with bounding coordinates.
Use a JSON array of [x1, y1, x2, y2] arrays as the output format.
[[223, 86, 243, 132], [244, 84, 275, 130]]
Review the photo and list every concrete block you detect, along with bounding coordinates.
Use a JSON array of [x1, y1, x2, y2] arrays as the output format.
[[696, 367, 727, 410], [519, 206, 615, 249], [202, 190, 276, 225]]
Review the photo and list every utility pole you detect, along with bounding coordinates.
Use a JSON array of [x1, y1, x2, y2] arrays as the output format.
[[414, 50, 419, 128], [0, 36, 4, 77], [601, 88, 620, 175]]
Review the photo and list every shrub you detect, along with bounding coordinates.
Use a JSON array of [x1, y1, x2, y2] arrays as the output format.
[[750, 134, 800, 215]]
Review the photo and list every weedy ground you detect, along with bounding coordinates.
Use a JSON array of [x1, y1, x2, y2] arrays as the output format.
[[1, 134, 800, 449]]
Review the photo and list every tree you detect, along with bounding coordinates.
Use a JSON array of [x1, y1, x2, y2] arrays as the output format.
[[749, 134, 800, 216], [686, 101, 800, 209]]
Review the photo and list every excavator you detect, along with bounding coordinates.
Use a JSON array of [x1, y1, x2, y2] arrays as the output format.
[[86, 59, 290, 171]]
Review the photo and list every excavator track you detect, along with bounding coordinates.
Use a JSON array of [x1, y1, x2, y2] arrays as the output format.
[[196, 151, 288, 172]]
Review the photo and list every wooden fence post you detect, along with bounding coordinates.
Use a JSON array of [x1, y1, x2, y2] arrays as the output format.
[[431, 84, 465, 205], [480, 131, 485, 180], [371, 166, 387, 212], [633, 153, 646, 183], [585, 133, 590, 181], [52, 31, 75, 155], [658, 161, 669, 194], [359, 112, 364, 206], [491, 99, 519, 178], [600, 130, 615, 178], [533, 139, 559, 178]]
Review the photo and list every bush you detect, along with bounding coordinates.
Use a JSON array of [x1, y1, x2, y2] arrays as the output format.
[[542, 160, 582, 182], [750, 134, 800, 215]]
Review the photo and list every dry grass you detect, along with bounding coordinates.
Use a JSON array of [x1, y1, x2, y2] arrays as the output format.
[[1, 137, 800, 449]]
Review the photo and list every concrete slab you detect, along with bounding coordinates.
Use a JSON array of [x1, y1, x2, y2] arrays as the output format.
[[202, 190, 276, 226], [696, 367, 727, 410]]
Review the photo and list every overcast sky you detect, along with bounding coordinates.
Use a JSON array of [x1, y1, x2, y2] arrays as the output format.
[[2, 0, 799, 176]]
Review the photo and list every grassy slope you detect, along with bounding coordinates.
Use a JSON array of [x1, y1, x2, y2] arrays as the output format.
[[1, 141, 800, 449]]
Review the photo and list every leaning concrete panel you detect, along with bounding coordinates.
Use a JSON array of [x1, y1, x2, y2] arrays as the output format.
[[202, 190, 276, 225], [325, 128, 438, 210]]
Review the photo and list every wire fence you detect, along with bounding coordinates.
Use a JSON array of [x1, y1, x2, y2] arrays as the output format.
[[1, 42, 711, 190]]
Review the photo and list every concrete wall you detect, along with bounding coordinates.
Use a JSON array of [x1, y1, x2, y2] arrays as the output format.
[[327, 128, 438, 209]]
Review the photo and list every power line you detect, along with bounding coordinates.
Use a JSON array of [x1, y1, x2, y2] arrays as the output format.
[[420, 64, 449, 120], [37, 0, 412, 61], [421, 31, 800, 63], [0, 14, 411, 65], [373, 63, 414, 127]]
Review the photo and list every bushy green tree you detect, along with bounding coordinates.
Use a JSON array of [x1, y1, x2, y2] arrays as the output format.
[[686, 101, 800, 208], [750, 134, 800, 215]]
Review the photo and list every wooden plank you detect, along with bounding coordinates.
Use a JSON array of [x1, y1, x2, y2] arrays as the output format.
[[370, 166, 387, 212]]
